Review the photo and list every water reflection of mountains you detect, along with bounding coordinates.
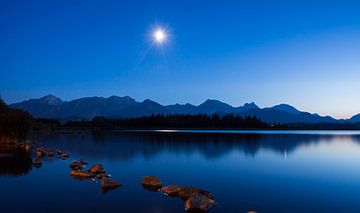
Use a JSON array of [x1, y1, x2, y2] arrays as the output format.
[[34, 131, 360, 161]]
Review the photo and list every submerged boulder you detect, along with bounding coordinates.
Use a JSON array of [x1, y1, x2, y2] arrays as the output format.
[[102, 177, 122, 192], [185, 192, 216, 212], [88, 164, 106, 174], [142, 176, 162, 190]]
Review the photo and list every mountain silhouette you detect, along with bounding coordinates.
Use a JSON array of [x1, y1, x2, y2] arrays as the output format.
[[197, 99, 234, 114], [268, 104, 300, 115], [350, 114, 360, 123], [9, 95, 351, 124]]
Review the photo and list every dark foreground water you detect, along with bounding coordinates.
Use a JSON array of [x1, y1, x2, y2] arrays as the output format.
[[2, 130, 360, 213]]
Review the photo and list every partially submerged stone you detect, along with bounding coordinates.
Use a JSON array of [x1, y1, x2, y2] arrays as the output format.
[[33, 158, 43, 168], [161, 184, 183, 196], [95, 173, 112, 179], [177, 187, 213, 200], [161, 185, 216, 212], [36, 148, 45, 158], [185, 192, 216, 212], [142, 176, 162, 190], [56, 149, 63, 155], [88, 164, 106, 174], [70, 170, 95, 179], [102, 177, 122, 191], [161, 185, 213, 200], [70, 160, 85, 170]]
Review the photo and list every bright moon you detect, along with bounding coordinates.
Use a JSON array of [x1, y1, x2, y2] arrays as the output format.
[[153, 28, 166, 44]]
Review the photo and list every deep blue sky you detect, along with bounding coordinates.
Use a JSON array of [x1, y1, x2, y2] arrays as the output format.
[[1, 0, 360, 118]]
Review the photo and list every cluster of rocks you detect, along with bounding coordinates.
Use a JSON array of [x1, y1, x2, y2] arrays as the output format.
[[70, 161, 122, 192], [142, 176, 216, 212], [17, 142, 255, 212], [17, 142, 70, 169]]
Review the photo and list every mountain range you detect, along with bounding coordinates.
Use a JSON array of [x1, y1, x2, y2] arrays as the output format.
[[9, 95, 360, 124]]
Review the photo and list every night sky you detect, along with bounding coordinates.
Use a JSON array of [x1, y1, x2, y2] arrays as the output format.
[[1, 0, 360, 118]]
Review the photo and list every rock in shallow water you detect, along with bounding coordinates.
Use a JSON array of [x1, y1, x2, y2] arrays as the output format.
[[161, 184, 184, 196], [33, 158, 43, 168], [70, 160, 85, 170], [161, 185, 213, 200], [102, 177, 122, 192], [70, 170, 95, 179], [161, 185, 216, 212], [178, 187, 213, 200], [142, 176, 162, 190], [36, 148, 45, 158], [88, 164, 106, 174], [185, 192, 216, 212]]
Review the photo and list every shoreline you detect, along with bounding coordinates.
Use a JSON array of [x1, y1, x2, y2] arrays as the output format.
[[31, 128, 360, 136]]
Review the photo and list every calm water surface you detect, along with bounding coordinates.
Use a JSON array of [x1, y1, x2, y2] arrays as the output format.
[[1, 130, 360, 212]]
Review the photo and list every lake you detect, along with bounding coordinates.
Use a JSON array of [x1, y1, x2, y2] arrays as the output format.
[[1, 130, 360, 212]]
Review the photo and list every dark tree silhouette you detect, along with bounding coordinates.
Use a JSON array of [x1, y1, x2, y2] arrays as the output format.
[[63, 113, 284, 129], [0, 98, 32, 141]]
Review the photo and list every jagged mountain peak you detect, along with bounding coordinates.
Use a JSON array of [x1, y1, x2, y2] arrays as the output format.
[[242, 102, 259, 109]]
